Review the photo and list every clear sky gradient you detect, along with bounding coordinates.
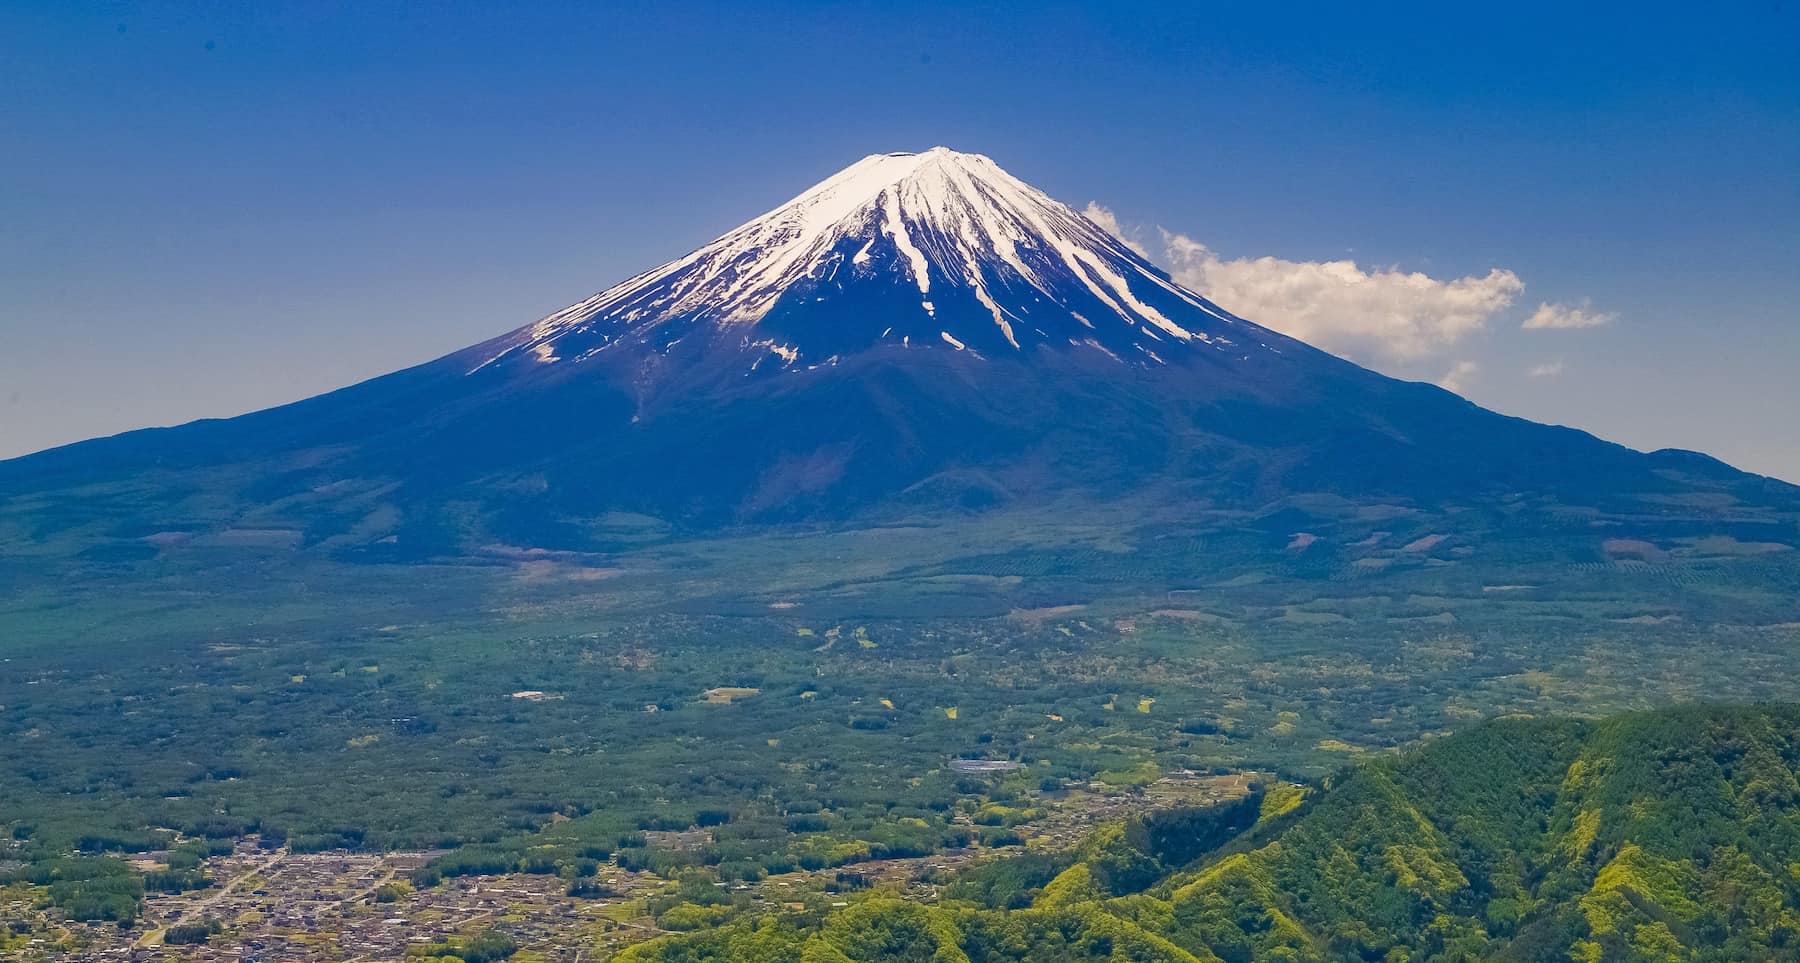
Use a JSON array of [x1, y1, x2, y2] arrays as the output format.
[[4, 1, 1797, 480]]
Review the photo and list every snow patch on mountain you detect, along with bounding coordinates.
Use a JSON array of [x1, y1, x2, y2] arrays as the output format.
[[471, 147, 1268, 375]]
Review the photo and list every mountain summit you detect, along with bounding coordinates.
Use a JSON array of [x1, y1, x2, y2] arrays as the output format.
[[3, 147, 1795, 558], [469, 147, 1250, 374]]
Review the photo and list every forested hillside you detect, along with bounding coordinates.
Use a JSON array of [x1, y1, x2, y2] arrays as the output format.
[[620, 705, 1800, 962]]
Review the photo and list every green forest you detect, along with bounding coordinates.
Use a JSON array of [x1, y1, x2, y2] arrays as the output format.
[[6, 532, 1800, 958], [617, 704, 1800, 962]]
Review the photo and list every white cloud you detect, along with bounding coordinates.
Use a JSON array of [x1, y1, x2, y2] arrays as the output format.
[[1523, 299, 1617, 330], [1081, 202, 1152, 258], [1438, 360, 1479, 393], [1094, 212, 1525, 362], [1159, 232, 1524, 362], [1526, 360, 1567, 378], [1082, 204, 1614, 381]]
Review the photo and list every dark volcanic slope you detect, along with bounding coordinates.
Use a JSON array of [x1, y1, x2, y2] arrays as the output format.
[[3, 148, 1795, 557]]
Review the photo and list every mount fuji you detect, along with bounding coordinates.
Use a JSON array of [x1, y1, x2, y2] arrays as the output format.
[[470, 147, 1251, 371], [3, 148, 1795, 561]]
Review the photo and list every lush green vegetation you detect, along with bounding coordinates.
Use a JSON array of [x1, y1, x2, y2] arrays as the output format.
[[9, 590, 1799, 888], [3, 515, 1799, 945], [162, 919, 223, 945], [618, 704, 1800, 961], [4, 856, 143, 924], [411, 927, 518, 962]]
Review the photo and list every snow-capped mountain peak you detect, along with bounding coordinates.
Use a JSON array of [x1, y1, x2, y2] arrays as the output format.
[[472, 147, 1257, 374], [13, 149, 1794, 545]]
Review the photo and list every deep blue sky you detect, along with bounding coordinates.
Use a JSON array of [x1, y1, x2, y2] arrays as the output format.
[[4, 1, 1798, 479]]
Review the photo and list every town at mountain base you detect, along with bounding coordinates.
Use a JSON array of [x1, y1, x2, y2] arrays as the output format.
[[618, 704, 1800, 963]]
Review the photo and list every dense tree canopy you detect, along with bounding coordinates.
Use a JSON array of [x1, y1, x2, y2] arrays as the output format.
[[621, 705, 1800, 962]]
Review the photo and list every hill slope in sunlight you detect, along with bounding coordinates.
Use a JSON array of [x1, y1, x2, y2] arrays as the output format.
[[623, 704, 1800, 962]]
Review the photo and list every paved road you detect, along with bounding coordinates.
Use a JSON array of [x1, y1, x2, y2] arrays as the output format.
[[136, 848, 287, 947]]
